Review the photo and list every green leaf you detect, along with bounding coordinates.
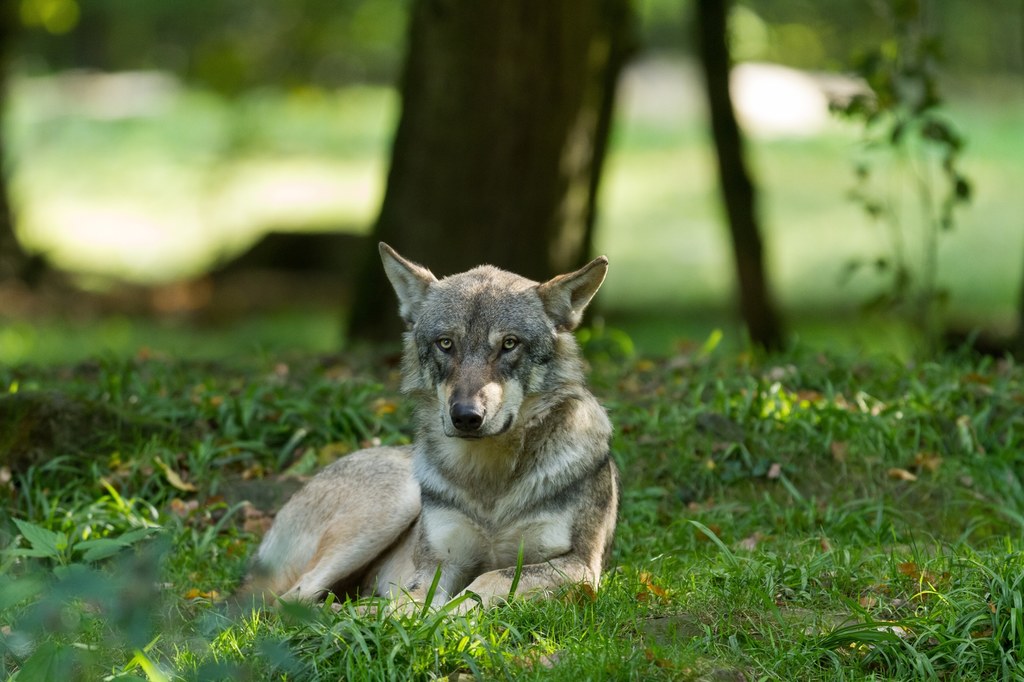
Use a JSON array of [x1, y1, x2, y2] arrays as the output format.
[[76, 527, 157, 561], [688, 520, 740, 570], [1, 547, 56, 559], [15, 640, 76, 680], [12, 519, 63, 559], [0, 574, 45, 610], [77, 538, 130, 562], [131, 648, 171, 682], [119, 527, 160, 545]]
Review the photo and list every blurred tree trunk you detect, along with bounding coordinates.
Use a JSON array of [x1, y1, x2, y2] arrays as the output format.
[[0, 0, 20, 280], [0, 136, 32, 283], [0, 141, 20, 282], [348, 0, 633, 342], [0, 2, 41, 285], [694, 0, 784, 350], [1013, 238, 1024, 352]]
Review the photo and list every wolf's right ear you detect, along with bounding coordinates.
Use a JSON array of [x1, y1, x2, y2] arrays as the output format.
[[379, 242, 437, 326]]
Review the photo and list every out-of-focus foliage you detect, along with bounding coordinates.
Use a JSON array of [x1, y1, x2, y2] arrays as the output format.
[[831, 0, 972, 351], [14, 0, 410, 91], [12, 0, 1023, 92], [637, 0, 1022, 76]]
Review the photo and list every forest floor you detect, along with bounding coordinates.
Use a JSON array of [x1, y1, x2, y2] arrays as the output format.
[[2, 338, 1022, 680]]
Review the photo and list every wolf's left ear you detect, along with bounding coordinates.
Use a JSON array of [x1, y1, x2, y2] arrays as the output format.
[[379, 242, 437, 326], [537, 256, 609, 332]]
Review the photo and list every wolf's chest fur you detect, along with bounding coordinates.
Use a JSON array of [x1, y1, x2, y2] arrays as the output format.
[[423, 504, 572, 573], [412, 404, 604, 580]]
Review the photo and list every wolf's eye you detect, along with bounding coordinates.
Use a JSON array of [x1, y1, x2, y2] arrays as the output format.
[[436, 337, 453, 352], [501, 336, 519, 352]]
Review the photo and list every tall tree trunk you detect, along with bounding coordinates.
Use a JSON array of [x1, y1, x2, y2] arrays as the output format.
[[694, 0, 784, 350], [0, 135, 20, 282], [0, 2, 42, 285], [348, 0, 633, 342], [0, 0, 19, 281], [1013, 230, 1024, 353]]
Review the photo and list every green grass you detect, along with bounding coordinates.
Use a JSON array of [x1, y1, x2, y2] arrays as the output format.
[[0, 311, 344, 365], [2, 341, 1023, 680], [2, 60, 1023, 677]]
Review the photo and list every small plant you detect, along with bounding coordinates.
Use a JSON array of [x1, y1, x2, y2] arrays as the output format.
[[832, 0, 972, 350], [1, 511, 165, 679]]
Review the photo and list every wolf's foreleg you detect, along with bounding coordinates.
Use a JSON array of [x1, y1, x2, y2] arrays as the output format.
[[449, 556, 598, 613]]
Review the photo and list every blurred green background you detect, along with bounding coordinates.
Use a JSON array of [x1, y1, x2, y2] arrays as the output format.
[[2, 0, 1023, 362]]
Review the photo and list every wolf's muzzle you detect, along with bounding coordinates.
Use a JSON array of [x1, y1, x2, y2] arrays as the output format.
[[450, 401, 485, 435]]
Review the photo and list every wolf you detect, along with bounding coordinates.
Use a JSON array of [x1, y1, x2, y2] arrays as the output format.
[[242, 243, 618, 612]]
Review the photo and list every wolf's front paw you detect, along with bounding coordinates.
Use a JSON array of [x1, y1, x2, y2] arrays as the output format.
[[444, 590, 491, 616]]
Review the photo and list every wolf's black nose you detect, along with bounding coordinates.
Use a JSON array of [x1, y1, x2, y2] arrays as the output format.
[[450, 402, 484, 433]]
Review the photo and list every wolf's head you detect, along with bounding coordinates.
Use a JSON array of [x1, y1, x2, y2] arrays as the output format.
[[379, 243, 607, 439]]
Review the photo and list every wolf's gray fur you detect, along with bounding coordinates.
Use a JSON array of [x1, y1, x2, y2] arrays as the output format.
[[242, 243, 618, 611]]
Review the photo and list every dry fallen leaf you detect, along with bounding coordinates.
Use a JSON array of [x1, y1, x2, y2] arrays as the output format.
[[183, 588, 220, 601], [242, 504, 274, 535], [559, 582, 597, 606], [796, 390, 824, 404], [636, 571, 670, 602], [634, 359, 656, 373], [830, 441, 849, 463], [241, 462, 266, 481], [877, 624, 912, 640], [514, 651, 564, 671], [738, 531, 765, 551], [694, 523, 722, 542], [169, 498, 199, 518], [644, 649, 676, 669], [887, 467, 917, 482], [156, 458, 198, 492], [898, 561, 921, 579], [898, 561, 948, 587], [914, 451, 943, 473]]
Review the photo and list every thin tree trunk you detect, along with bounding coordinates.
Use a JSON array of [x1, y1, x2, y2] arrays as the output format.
[[694, 0, 784, 350], [0, 0, 19, 281], [0, 2, 42, 285], [348, 0, 633, 342], [1013, 229, 1024, 353]]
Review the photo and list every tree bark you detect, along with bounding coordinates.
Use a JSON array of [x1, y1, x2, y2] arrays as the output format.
[[348, 0, 633, 342], [694, 0, 784, 350], [0, 2, 43, 285], [1013, 234, 1024, 353], [0, 0, 19, 280]]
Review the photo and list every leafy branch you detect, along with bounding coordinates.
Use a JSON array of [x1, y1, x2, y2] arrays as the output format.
[[832, 0, 972, 347]]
